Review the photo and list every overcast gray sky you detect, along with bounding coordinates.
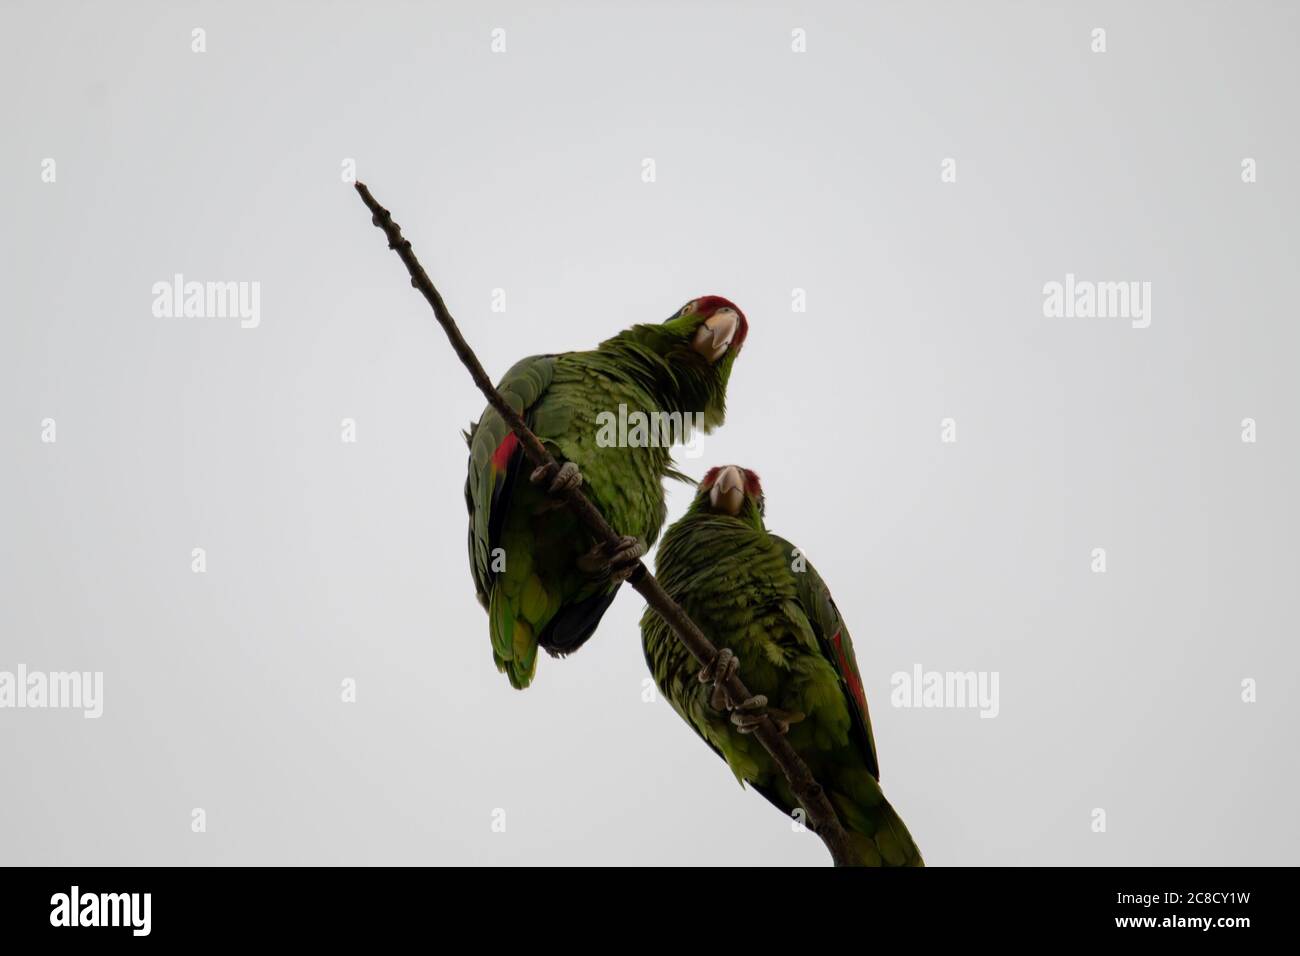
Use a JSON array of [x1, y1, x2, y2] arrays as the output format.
[[2, 0, 1297, 865]]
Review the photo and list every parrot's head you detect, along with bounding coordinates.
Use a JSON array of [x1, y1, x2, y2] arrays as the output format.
[[599, 295, 747, 432], [654, 295, 748, 429], [668, 295, 748, 364], [695, 464, 766, 525]]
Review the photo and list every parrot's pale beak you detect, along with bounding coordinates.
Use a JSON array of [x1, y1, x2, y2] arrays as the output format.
[[708, 465, 746, 515], [691, 309, 739, 363]]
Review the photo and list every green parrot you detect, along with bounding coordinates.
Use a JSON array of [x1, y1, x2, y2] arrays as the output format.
[[641, 465, 923, 866], [464, 297, 748, 689]]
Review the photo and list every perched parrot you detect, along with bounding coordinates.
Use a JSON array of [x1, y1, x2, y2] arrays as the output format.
[[464, 297, 747, 689], [641, 465, 923, 866]]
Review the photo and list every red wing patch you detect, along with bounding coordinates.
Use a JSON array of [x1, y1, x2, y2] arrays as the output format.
[[831, 630, 867, 715], [491, 432, 520, 472]]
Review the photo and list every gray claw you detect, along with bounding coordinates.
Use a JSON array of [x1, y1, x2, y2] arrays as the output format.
[[699, 648, 739, 711], [731, 694, 783, 734], [531, 460, 583, 496], [577, 535, 645, 582], [697, 649, 789, 733]]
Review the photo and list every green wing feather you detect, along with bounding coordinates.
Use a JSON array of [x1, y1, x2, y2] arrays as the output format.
[[464, 355, 558, 687], [771, 535, 880, 780], [464, 354, 555, 604]]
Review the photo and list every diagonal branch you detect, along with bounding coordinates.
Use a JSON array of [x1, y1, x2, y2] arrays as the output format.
[[354, 181, 856, 867]]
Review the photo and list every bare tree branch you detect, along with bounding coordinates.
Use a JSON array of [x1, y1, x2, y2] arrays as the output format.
[[354, 181, 857, 866]]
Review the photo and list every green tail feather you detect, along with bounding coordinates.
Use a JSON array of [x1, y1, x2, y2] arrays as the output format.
[[488, 586, 538, 690], [827, 771, 924, 867]]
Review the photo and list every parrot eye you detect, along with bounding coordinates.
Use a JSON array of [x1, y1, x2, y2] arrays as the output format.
[[680, 301, 695, 317]]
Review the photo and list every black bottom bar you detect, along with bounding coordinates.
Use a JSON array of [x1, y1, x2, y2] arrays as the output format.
[[0, 866, 1280, 941]]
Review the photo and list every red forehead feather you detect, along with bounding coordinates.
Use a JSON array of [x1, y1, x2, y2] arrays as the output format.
[[692, 295, 748, 351], [699, 465, 763, 496]]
